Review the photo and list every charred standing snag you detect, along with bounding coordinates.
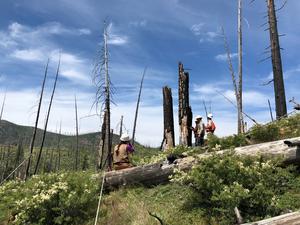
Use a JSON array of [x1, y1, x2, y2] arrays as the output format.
[[162, 86, 175, 150], [34, 57, 60, 175], [74, 95, 80, 171], [25, 59, 49, 179], [93, 22, 114, 170], [267, 0, 287, 119], [132, 67, 147, 146], [178, 62, 192, 146]]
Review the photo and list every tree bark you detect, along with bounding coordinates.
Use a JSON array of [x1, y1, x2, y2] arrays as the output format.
[[104, 136, 300, 189], [267, 0, 287, 119], [162, 86, 175, 150], [238, 0, 244, 134], [75, 96, 79, 171], [132, 67, 147, 146], [178, 62, 192, 146], [222, 27, 243, 134]]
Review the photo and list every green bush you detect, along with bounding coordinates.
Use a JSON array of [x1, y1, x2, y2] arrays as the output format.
[[0, 172, 100, 224], [249, 124, 280, 143], [171, 152, 298, 224], [207, 134, 248, 150], [249, 114, 300, 143]]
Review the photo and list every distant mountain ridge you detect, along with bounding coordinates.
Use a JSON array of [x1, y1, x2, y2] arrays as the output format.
[[0, 120, 122, 149]]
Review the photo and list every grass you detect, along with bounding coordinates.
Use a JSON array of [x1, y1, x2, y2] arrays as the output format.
[[97, 183, 208, 225]]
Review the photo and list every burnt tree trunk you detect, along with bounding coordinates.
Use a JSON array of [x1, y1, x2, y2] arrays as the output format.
[[98, 112, 107, 170], [162, 86, 175, 150], [178, 62, 192, 146], [267, 0, 287, 119], [75, 96, 80, 170]]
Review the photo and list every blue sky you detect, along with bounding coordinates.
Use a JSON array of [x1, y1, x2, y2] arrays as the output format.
[[0, 0, 299, 146]]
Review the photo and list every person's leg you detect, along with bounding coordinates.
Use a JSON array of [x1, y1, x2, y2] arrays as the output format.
[[195, 137, 200, 146], [200, 137, 204, 146]]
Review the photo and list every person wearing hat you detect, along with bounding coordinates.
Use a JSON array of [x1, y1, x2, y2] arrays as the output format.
[[192, 115, 205, 146], [113, 133, 135, 170], [206, 113, 216, 134]]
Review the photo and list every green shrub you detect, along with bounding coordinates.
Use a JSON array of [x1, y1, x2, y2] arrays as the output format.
[[0, 172, 100, 224], [171, 152, 298, 224], [207, 134, 248, 150], [249, 124, 280, 143]]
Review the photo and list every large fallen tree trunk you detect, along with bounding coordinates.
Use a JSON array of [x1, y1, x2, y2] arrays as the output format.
[[104, 137, 300, 189], [242, 211, 300, 225]]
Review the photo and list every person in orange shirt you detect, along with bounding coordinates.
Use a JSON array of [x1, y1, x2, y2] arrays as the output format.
[[206, 113, 216, 134]]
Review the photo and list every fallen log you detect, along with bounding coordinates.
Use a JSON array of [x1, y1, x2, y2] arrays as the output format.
[[104, 137, 300, 189], [242, 211, 300, 225]]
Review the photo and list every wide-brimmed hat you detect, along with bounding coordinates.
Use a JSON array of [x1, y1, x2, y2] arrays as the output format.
[[207, 113, 213, 119], [195, 115, 202, 120], [120, 133, 131, 142]]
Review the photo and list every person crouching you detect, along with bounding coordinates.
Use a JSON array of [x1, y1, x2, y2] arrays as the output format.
[[113, 133, 135, 170]]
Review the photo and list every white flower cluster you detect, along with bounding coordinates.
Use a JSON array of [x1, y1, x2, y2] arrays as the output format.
[[13, 174, 69, 223]]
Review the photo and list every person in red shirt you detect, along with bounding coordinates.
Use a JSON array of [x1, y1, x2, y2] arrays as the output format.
[[206, 113, 216, 134]]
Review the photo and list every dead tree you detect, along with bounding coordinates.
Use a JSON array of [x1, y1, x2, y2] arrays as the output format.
[[56, 121, 62, 171], [267, 0, 287, 119], [93, 22, 114, 170], [119, 115, 123, 136], [25, 59, 49, 179], [132, 67, 147, 146], [0, 91, 6, 123], [237, 0, 245, 133], [268, 99, 274, 121], [13, 139, 24, 179], [34, 57, 60, 175], [222, 27, 244, 134], [178, 62, 192, 146], [98, 112, 106, 170], [162, 86, 175, 150], [74, 96, 79, 170]]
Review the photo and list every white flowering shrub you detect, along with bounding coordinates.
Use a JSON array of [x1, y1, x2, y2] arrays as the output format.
[[171, 151, 298, 224], [0, 172, 100, 224]]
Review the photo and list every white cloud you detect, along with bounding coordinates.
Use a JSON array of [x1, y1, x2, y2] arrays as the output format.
[[284, 66, 300, 79], [108, 35, 128, 45], [215, 52, 238, 61], [206, 31, 218, 39], [263, 65, 300, 83], [191, 23, 220, 43], [10, 49, 44, 62], [0, 22, 91, 52], [60, 69, 89, 81], [193, 82, 271, 109], [106, 23, 128, 46], [223, 90, 270, 108], [78, 28, 91, 35], [8, 48, 91, 83], [190, 23, 205, 35], [193, 83, 221, 95]]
